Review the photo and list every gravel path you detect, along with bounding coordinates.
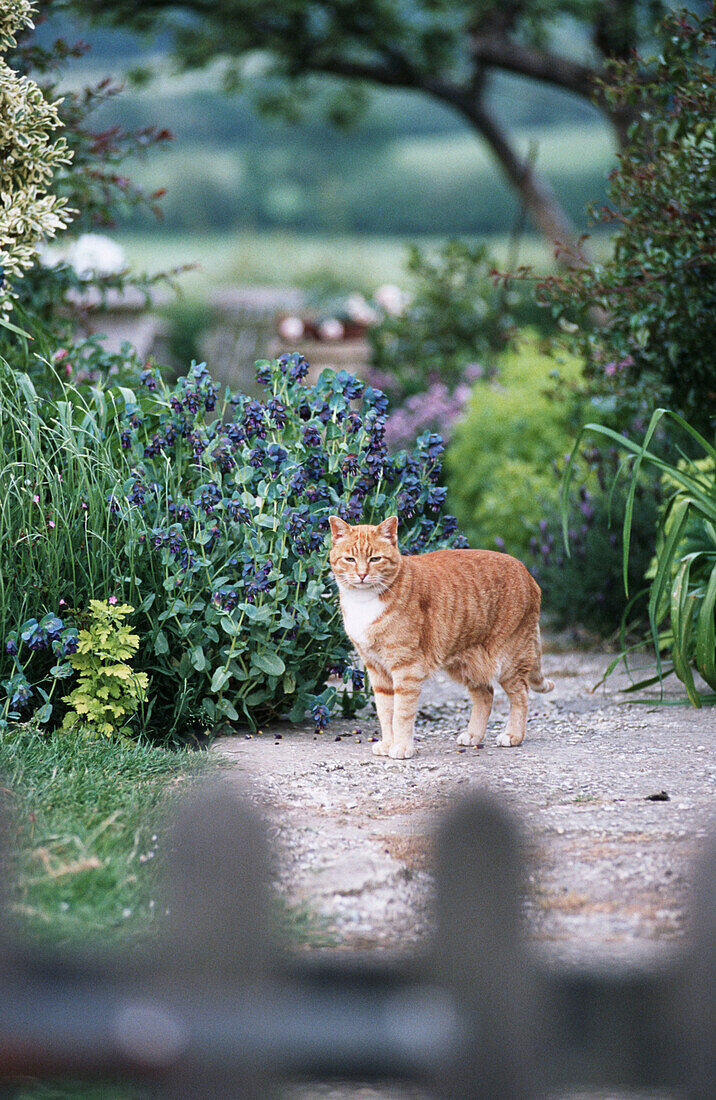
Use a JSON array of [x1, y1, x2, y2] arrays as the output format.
[[212, 648, 716, 965]]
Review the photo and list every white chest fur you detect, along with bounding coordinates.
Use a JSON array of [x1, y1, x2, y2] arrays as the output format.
[[338, 585, 385, 650]]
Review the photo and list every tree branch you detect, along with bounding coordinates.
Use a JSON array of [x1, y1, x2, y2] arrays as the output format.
[[470, 34, 600, 97], [449, 94, 583, 257], [312, 52, 583, 260]]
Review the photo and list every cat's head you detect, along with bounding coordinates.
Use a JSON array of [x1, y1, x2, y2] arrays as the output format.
[[328, 516, 402, 591]]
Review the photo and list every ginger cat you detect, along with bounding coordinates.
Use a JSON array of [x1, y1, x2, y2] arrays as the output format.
[[329, 515, 553, 759]]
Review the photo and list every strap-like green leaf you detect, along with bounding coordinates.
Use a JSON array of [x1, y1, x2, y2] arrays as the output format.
[[670, 554, 700, 706], [695, 565, 716, 691]]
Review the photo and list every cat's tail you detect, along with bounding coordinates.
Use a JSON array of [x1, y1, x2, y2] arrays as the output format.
[[529, 626, 554, 693]]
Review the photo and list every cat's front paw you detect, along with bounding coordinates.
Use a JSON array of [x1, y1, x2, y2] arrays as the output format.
[[495, 730, 523, 747], [372, 740, 393, 756], [456, 731, 482, 747], [388, 743, 415, 760]]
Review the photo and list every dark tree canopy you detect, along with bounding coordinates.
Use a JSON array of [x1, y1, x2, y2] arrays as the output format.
[[77, 0, 668, 249]]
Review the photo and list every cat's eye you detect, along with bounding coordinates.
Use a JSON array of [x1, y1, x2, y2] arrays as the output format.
[[369, 555, 383, 562], [344, 555, 355, 562]]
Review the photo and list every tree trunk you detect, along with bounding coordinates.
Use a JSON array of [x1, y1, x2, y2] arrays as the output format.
[[451, 94, 586, 264]]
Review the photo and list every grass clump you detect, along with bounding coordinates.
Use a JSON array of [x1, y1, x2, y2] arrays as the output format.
[[0, 726, 212, 948]]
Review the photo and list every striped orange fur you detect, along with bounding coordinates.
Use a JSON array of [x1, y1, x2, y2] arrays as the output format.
[[329, 515, 553, 760]]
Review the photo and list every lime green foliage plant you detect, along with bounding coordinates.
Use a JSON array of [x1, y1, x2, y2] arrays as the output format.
[[446, 333, 583, 559], [0, 0, 73, 316], [564, 410, 716, 704], [63, 601, 148, 737]]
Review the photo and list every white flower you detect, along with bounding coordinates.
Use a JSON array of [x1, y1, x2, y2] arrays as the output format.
[[66, 233, 126, 279], [374, 283, 410, 316], [278, 315, 304, 341], [319, 318, 344, 341], [345, 293, 378, 325]]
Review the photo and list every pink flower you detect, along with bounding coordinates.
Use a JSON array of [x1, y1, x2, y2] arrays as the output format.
[[59, 599, 67, 607], [52, 348, 68, 362], [109, 596, 118, 605], [32, 494, 39, 504], [47, 520, 56, 528]]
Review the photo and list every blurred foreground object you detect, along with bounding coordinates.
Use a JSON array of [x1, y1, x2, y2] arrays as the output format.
[[0, 786, 714, 1096]]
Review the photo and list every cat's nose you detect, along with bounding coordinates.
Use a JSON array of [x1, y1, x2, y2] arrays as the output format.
[[356, 570, 368, 582]]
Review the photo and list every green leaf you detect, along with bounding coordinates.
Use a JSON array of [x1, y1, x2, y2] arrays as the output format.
[[252, 652, 285, 676], [50, 662, 74, 679], [220, 616, 238, 636], [138, 592, 156, 614], [211, 666, 232, 692], [217, 697, 239, 721], [154, 630, 169, 656], [695, 566, 716, 691], [190, 646, 207, 672], [670, 555, 700, 706]]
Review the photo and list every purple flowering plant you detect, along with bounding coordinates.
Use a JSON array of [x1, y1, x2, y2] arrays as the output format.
[[104, 353, 465, 737], [1, 613, 79, 732]]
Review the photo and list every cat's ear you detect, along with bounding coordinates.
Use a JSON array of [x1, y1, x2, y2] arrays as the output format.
[[377, 515, 399, 545], [329, 515, 351, 542]]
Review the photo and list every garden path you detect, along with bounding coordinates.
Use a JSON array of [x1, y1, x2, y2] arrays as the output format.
[[212, 647, 716, 964]]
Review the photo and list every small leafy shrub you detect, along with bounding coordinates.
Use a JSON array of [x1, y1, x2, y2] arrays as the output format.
[[538, 5, 716, 433], [367, 240, 510, 403], [445, 333, 584, 560], [2, 4, 173, 350], [62, 601, 148, 737], [566, 410, 716, 703], [2, 612, 78, 731]]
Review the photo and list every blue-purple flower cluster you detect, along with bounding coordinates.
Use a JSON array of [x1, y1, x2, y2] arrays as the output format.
[[2, 612, 79, 726], [97, 354, 465, 735]]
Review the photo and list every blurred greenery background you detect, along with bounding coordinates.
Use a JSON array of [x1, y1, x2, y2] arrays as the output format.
[[38, 10, 615, 293]]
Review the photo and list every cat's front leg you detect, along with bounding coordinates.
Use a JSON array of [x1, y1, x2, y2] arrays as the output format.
[[388, 665, 424, 759], [365, 662, 395, 756]]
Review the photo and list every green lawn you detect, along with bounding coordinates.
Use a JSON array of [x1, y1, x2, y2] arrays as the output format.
[[117, 228, 614, 300], [0, 727, 214, 948], [0, 728, 217, 1098]]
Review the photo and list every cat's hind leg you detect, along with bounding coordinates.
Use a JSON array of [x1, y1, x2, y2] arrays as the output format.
[[457, 684, 493, 746], [366, 662, 395, 756], [528, 624, 554, 693], [496, 671, 529, 747]]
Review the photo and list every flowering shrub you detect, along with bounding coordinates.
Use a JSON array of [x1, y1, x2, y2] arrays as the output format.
[[63, 601, 148, 737], [383, 377, 478, 451], [119, 353, 465, 736]]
